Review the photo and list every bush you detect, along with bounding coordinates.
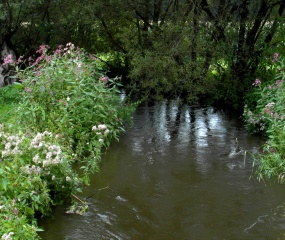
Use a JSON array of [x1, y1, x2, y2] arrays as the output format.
[[0, 125, 78, 239], [17, 43, 135, 179], [0, 43, 136, 238], [243, 52, 285, 182]]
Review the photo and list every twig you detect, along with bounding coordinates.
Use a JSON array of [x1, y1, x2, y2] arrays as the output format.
[[72, 194, 87, 205], [85, 186, 110, 199]]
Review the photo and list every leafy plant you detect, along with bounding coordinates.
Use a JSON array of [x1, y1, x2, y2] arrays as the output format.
[[0, 43, 136, 238], [17, 43, 135, 179], [244, 53, 285, 182]]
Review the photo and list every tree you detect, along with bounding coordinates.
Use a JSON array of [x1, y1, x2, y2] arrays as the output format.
[[0, 0, 284, 109]]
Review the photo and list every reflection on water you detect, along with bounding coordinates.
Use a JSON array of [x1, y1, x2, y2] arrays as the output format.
[[39, 100, 285, 240]]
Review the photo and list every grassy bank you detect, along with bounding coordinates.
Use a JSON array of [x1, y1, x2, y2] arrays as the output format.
[[0, 44, 136, 239]]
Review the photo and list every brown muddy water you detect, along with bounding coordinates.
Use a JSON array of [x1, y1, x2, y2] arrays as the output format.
[[39, 101, 285, 240]]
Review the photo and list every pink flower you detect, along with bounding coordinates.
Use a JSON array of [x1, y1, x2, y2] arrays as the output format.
[[2, 54, 14, 66], [276, 80, 283, 87], [36, 45, 49, 54], [272, 52, 278, 62], [24, 87, 32, 93], [99, 76, 109, 84], [17, 56, 23, 64], [252, 78, 261, 86], [13, 209, 19, 216], [54, 49, 61, 54]]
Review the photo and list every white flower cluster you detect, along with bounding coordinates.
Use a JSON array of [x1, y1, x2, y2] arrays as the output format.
[[92, 124, 110, 142], [1, 232, 14, 240], [18, 131, 64, 174], [265, 102, 275, 109], [42, 144, 62, 167], [64, 42, 75, 55], [30, 131, 52, 150], [1, 132, 24, 158], [21, 165, 42, 175]]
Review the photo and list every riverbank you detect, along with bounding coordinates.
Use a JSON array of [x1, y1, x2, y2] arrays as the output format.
[[0, 44, 136, 239]]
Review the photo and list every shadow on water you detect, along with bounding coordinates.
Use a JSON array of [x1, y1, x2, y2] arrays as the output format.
[[39, 100, 285, 240]]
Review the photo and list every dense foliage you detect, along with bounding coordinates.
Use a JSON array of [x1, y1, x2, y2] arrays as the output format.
[[244, 53, 285, 182], [1, 0, 284, 109], [0, 43, 135, 239]]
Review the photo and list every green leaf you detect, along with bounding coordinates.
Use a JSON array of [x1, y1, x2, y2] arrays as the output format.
[[13, 82, 24, 89], [35, 228, 45, 232], [1, 178, 7, 191], [25, 206, 34, 215]]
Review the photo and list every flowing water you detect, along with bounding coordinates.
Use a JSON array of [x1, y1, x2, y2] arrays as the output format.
[[39, 101, 285, 240]]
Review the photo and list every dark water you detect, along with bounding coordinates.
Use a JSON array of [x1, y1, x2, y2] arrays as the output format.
[[39, 101, 285, 240]]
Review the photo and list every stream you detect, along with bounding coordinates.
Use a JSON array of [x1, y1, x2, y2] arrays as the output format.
[[39, 101, 285, 240]]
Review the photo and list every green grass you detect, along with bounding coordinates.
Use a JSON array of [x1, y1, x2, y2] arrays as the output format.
[[0, 84, 22, 123]]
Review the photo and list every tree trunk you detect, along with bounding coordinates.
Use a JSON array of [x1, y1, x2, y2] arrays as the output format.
[[0, 36, 17, 87]]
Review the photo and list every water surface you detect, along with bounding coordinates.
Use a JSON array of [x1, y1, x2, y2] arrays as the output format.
[[39, 101, 285, 240]]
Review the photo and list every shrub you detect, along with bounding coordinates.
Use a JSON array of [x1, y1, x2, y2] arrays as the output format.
[[244, 53, 285, 182], [0, 43, 136, 238], [0, 124, 79, 239], [17, 43, 135, 180]]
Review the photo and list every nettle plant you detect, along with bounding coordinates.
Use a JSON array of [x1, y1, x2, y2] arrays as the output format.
[[244, 53, 285, 182], [16, 43, 134, 180]]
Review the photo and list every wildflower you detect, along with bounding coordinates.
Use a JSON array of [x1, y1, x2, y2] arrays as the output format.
[[272, 52, 278, 62], [265, 102, 275, 108], [13, 209, 18, 216], [104, 129, 110, 136], [66, 176, 71, 182], [1, 232, 14, 240], [16, 56, 23, 64], [52, 175, 56, 180], [36, 45, 49, 55], [67, 97, 70, 102], [32, 154, 40, 164], [247, 111, 252, 116], [98, 124, 107, 130], [92, 126, 97, 131], [56, 133, 63, 139], [275, 80, 283, 87], [54, 49, 61, 54], [252, 79, 261, 86], [99, 76, 109, 84], [2, 55, 14, 66], [99, 139, 104, 143]]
